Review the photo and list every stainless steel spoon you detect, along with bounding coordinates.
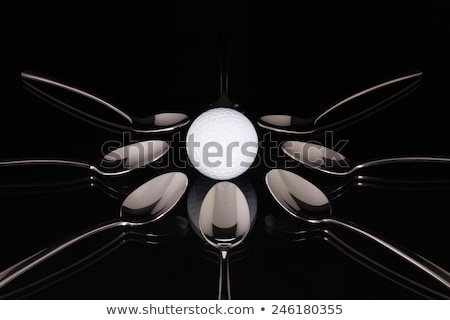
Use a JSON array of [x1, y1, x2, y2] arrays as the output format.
[[0, 171, 188, 289], [199, 181, 251, 300], [0, 140, 169, 176], [0, 176, 136, 200], [210, 31, 239, 109], [265, 214, 449, 299], [258, 72, 422, 135], [282, 140, 450, 177], [21, 71, 190, 133], [265, 169, 450, 290], [0, 215, 189, 299]]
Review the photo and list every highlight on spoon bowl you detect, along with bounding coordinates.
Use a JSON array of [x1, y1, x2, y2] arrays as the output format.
[[199, 181, 251, 250], [282, 140, 349, 174], [187, 175, 257, 240], [265, 168, 331, 217], [100, 140, 170, 174], [120, 171, 189, 222]]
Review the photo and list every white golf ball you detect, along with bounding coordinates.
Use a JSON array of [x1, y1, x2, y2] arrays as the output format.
[[186, 107, 259, 180]]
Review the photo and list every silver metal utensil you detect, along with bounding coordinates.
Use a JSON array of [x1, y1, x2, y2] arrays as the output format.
[[258, 72, 422, 135], [0, 140, 169, 176], [187, 175, 257, 240], [199, 181, 251, 300], [0, 172, 188, 289], [0, 215, 189, 299], [265, 169, 450, 290], [282, 140, 450, 177], [265, 214, 449, 299], [21, 71, 190, 134], [210, 31, 238, 109]]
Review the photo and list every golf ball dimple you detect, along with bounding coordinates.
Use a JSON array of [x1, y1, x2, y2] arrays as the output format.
[[186, 107, 259, 180]]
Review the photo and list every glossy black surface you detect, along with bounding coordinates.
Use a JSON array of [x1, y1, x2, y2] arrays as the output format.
[[3, 1, 450, 299]]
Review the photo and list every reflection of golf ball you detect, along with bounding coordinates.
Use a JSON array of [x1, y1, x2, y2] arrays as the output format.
[[186, 107, 259, 180]]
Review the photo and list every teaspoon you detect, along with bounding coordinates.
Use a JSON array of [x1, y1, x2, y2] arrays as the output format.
[[265, 169, 450, 290], [0, 140, 169, 176], [0, 216, 189, 299], [265, 214, 449, 299], [282, 140, 450, 177], [199, 181, 251, 300], [0, 171, 188, 289], [0, 176, 135, 200], [22, 71, 190, 134], [258, 72, 422, 135]]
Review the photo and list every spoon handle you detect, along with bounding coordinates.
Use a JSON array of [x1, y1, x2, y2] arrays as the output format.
[[326, 217, 450, 290], [326, 229, 449, 298], [314, 72, 422, 129], [0, 159, 104, 175], [218, 30, 230, 100], [353, 156, 450, 173], [0, 220, 124, 289], [211, 31, 237, 108], [21, 71, 132, 130], [0, 233, 127, 299], [218, 250, 231, 300]]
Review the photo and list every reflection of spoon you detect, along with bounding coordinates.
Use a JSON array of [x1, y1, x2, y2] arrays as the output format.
[[282, 140, 450, 177], [187, 175, 257, 240], [21, 71, 190, 133], [0, 216, 189, 299], [0, 140, 168, 176], [265, 214, 449, 299], [0, 172, 188, 288], [258, 72, 422, 135], [199, 181, 251, 300], [265, 169, 450, 290]]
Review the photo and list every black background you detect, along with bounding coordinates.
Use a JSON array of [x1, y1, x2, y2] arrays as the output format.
[[2, 1, 450, 299]]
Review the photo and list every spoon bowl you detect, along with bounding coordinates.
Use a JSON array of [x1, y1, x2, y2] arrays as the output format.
[[200, 182, 251, 251], [265, 169, 450, 290], [0, 172, 188, 289], [187, 175, 257, 240]]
